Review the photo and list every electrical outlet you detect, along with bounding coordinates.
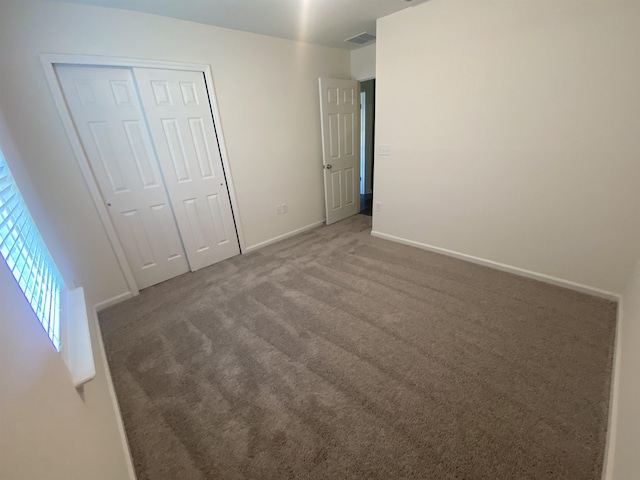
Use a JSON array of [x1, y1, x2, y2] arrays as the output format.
[[276, 205, 282, 215], [378, 144, 391, 156], [281, 204, 288, 214], [375, 202, 382, 212]]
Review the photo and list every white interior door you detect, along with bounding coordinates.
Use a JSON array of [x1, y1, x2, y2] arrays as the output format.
[[133, 68, 240, 271], [56, 65, 189, 290], [319, 78, 360, 225]]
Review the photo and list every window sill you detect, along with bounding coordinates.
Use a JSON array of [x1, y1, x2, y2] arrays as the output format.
[[61, 287, 96, 388]]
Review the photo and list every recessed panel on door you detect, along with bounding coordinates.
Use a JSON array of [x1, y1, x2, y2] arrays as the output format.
[[189, 118, 216, 179], [206, 194, 229, 245], [123, 120, 159, 187], [343, 113, 355, 156], [122, 209, 157, 269], [328, 114, 340, 159], [331, 171, 342, 210], [56, 65, 190, 289], [344, 167, 356, 206], [150, 203, 187, 261]]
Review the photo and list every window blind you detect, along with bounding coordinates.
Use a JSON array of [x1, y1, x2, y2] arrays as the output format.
[[0, 151, 62, 350]]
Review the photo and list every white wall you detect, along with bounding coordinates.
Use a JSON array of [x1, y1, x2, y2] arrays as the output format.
[[374, 0, 640, 294], [0, 0, 349, 477], [350, 43, 376, 81], [0, 107, 134, 480], [0, 260, 133, 480], [0, 110, 132, 479], [611, 255, 640, 479], [0, 0, 350, 305]]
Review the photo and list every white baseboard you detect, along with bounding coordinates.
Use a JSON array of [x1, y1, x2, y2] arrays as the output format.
[[602, 301, 623, 480], [92, 307, 138, 480], [92, 290, 138, 479], [94, 291, 134, 312], [245, 221, 325, 253], [371, 229, 622, 479], [370, 230, 621, 302]]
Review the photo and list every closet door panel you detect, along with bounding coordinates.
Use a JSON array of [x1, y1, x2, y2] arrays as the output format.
[[133, 68, 239, 271]]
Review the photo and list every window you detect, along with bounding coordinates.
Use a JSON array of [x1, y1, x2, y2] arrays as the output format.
[[0, 148, 63, 350]]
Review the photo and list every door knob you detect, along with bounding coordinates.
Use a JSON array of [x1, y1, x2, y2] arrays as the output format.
[[325, 164, 332, 170]]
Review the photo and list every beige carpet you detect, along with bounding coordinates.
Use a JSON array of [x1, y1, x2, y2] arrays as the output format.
[[99, 215, 617, 480]]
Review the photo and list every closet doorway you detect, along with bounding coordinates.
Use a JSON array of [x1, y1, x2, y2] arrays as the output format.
[[43, 56, 244, 295]]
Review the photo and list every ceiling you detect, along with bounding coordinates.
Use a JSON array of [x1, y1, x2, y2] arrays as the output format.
[[56, 0, 428, 50]]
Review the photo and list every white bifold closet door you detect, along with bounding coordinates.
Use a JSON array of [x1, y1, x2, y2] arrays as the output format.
[[56, 65, 239, 290]]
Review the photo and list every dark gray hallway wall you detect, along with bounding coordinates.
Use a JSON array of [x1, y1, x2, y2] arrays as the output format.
[[361, 79, 375, 195]]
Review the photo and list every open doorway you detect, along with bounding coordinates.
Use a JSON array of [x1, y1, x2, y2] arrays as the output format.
[[359, 79, 375, 216]]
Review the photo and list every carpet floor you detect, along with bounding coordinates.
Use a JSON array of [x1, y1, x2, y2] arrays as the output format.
[[99, 215, 617, 480]]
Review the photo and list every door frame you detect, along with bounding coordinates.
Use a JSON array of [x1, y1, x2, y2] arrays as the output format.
[[40, 53, 247, 297]]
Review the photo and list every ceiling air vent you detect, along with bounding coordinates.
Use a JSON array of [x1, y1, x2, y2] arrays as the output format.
[[345, 32, 376, 45]]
